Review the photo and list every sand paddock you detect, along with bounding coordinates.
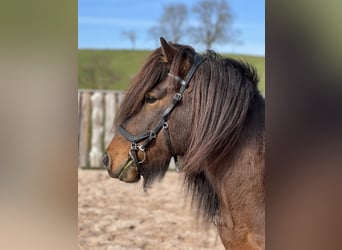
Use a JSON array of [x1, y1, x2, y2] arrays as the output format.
[[78, 169, 224, 250]]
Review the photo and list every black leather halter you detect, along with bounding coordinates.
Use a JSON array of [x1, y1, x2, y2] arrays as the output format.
[[118, 53, 206, 172]]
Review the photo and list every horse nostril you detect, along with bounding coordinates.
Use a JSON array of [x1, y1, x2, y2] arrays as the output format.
[[102, 152, 110, 169]]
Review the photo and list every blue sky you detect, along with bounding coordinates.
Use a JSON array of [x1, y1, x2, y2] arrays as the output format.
[[79, 0, 264, 56]]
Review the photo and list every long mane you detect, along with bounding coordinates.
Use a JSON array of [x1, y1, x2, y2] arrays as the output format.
[[179, 50, 261, 221], [183, 51, 259, 173]]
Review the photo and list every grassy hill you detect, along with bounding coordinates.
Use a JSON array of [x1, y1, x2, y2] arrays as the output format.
[[78, 49, 265, 95]]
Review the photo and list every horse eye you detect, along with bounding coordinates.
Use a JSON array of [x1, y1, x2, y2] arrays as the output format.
[[145, 96, 158, 104]]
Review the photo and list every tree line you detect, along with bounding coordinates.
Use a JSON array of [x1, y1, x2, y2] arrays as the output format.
[[122, 0, 240, 51]]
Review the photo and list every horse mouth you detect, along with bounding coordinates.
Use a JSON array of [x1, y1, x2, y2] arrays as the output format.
[[107, 157, 140, 183]]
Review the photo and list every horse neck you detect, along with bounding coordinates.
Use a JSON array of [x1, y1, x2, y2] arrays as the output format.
[[205, 94, 265, 231]]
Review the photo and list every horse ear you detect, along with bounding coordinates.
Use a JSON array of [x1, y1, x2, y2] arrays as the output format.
[[160, 37, 177, 63]]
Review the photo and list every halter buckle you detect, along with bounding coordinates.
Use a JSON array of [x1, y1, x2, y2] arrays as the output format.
[[131, 142, 146, 152], [131, 142, 138, 151], [173, 93, 182, 103], [149, 131, 156, 139]]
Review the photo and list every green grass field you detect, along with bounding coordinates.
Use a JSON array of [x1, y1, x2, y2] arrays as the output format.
[[78, 49, 265, 95]]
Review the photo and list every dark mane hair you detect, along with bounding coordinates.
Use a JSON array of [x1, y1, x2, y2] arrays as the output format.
[[115, 45, 261, 221], [181, 50, 260, 221], [183, 51, 259, 173], [115, 47, 169, 126]]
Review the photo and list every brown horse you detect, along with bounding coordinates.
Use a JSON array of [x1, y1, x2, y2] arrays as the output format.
[[103, 37, 265, 250]]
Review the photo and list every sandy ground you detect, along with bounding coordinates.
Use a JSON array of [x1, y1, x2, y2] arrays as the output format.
[[78, 169, 225, 250]]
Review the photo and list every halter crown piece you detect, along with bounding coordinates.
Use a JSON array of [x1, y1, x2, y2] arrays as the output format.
[[118, 53, 206, 173]]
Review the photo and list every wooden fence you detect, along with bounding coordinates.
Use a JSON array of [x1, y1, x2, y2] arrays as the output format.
[[78, 89, 126, 168]]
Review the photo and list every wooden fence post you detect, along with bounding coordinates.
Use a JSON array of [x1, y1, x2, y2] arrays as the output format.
[[89, 92, 104, 167], [104, 93, 115, 149], [79, 92, 90, 167]]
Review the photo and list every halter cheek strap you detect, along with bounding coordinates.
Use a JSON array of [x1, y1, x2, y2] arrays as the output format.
[[118, 53, 206, 173], [162, 122, 178, 170]]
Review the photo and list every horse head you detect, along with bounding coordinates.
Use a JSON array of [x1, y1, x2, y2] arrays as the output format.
[[103, 38, 203, 187]]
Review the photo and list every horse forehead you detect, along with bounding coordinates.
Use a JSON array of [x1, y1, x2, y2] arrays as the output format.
[[151, 78, 171, 93]]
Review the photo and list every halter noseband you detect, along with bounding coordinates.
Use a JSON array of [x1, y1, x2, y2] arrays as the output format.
[[118, 53, 206, 173]]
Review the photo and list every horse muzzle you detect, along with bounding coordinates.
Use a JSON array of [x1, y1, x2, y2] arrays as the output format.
[[102, 152, 140, 183]]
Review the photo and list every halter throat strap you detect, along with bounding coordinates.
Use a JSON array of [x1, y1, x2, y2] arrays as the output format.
[[118, 53, 206, 170]]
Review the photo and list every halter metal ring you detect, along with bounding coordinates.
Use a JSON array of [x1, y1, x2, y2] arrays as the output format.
[[138, 151, 146, 164], [138, 144, 145, 151], [129, 150, 146, 164]]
